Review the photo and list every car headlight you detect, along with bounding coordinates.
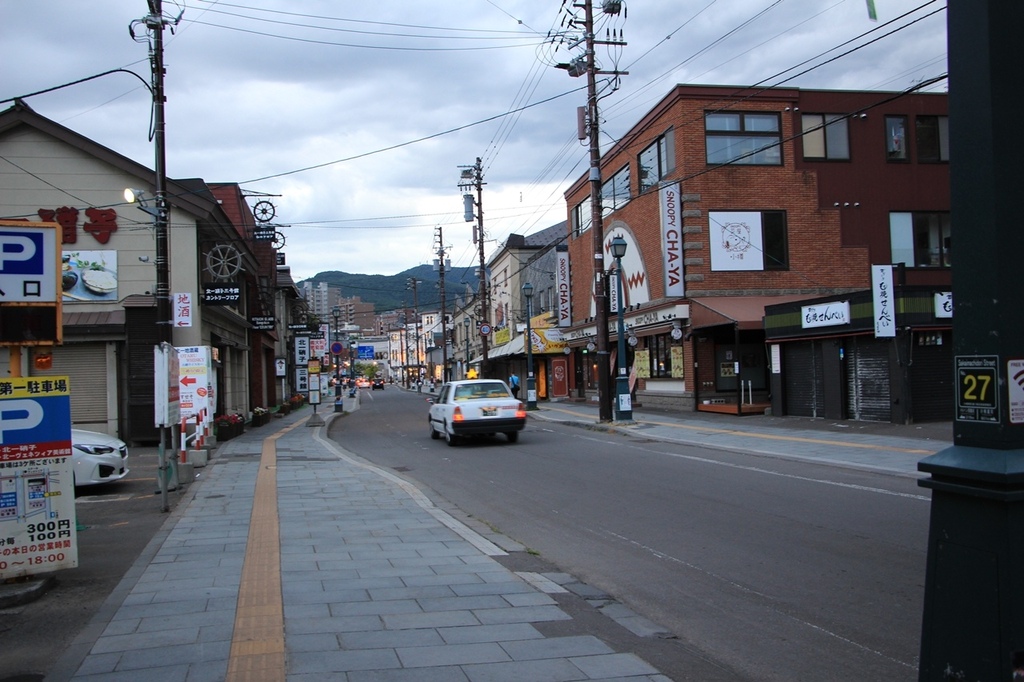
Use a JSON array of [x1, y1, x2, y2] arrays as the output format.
[[73, 443, 116, 455]]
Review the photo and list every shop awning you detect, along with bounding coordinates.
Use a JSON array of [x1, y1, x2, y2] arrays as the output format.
[[689, 295, 809, 331], [489, 335, 524, 358], [488, 328, 568, 357]]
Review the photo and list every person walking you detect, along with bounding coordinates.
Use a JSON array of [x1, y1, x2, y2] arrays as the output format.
[[509, 372, 520, 399]]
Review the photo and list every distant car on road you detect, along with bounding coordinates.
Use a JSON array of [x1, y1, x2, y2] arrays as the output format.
[[372, 378, 385, 390], [71, 429, 129, 486], [428, 379, 526, 446], [356, 378, 370, 388]]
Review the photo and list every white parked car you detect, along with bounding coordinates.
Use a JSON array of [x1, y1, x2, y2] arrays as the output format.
[[428, 379, 526, 446], [71, 429, 129, 486]]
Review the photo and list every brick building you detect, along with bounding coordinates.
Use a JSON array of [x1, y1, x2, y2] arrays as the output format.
[[561, 84, 950, 422]]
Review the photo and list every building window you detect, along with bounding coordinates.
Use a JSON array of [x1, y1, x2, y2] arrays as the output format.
[[801, 114, 850, 160], [708, 210, 789, 271], [572, 196, 592, 237], [638, 130, 673, 192], [648, 334, 672, 378], [916, 115, 949, 163], [890, 212, 951, 267], [601, 164, 631, 216], [705, 112, 782, 165], [885, 115, 908, 161]]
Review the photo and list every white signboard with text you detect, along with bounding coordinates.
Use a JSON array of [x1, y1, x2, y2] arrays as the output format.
[[176, 346, 214, 420]]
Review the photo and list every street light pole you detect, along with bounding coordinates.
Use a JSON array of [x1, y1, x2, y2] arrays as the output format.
[[332, 306, 342, 412], [611, 236, 632, 421], [522, 283, 536, 410], [463, 316, 471, 379]]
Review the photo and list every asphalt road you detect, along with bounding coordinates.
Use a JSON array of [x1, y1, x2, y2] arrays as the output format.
[[334, 387, 929, 681], [0, 445, 185, 682]]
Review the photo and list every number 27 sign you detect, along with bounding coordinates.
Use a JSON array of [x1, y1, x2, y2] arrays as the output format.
[[956, 355, 999, 423]]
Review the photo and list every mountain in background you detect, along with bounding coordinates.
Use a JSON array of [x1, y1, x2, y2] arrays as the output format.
[[302, 265, 479, 312]]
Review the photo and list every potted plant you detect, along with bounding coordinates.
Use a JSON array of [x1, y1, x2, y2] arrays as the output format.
[[215, 413, 244, 440], [251, 407, 269, 427]]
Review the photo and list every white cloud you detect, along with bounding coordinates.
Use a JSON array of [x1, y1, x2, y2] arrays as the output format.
[[1, 0, 947, 281]]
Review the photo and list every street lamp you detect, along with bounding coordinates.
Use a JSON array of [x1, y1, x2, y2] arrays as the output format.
[[611, 236, 632, 421], [332, 306, 343, 412], [463, 316, 471, 379], [522, 282, 536, 410]]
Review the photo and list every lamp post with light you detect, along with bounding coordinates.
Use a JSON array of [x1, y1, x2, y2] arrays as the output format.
[[522, 283, 536, 410], [463, 316, 471, 379], [610, 236, 632, 421], [332, 306, 343, 411]]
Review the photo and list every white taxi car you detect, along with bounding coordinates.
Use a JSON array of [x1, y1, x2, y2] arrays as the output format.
[[428, 379, 526, 446]]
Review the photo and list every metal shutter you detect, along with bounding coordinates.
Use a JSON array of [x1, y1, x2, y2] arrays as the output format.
[[32, 342, 109, 423], [909, 332, 953, 422], [783, 341, 825, 418], [846, 338, 891, 422]]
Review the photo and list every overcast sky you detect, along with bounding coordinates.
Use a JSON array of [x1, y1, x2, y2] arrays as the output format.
[[1, 0, 947, 283]]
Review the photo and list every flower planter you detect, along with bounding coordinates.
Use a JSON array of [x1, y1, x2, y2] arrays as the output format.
[[251, 413, 270, 427], [215, 421, 244, 440]]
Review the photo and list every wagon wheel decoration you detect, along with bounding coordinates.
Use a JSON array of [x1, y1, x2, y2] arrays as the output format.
[[205, 243, 243, 280], [271, 230, 287, 249], [252, 200, 276, 223]]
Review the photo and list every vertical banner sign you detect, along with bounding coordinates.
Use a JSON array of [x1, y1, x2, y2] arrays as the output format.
[[556, 246, 572, 328], [307, 361, 321, 405], [175, 346, 213, 420], [0, 377, 78, 580], [871, 265, 896, 338], [309, 324, 328, 360], [660, 182, 685, 297], [154, 342, 181, 427], [294, 335, 310, 367], [173, 292, 192, 328]]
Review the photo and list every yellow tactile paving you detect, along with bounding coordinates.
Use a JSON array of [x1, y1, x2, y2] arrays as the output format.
[[225, 420, 305, 682]]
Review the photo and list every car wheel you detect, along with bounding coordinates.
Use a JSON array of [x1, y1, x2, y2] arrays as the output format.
[[429, 419, 440, 440], [445, 424, 459, 447], [506, 431, 519, 443]]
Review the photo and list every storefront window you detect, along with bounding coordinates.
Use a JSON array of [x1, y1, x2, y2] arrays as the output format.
[[648, 334, 673, 378]]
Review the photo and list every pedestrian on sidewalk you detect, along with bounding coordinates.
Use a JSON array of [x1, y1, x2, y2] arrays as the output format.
[[509, 372, 520, 399]]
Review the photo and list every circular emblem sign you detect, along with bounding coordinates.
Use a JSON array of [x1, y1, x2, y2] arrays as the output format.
[[330, 341, 344, 355], [479, 324, 491, 336]]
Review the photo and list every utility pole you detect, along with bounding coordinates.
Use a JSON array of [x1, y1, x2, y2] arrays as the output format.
[[460, 159, 489, 378], [407, 278, 422, 389], [131, 0, 181, 510], [434, 226, 449, 382], [554, 0, 627, 422]]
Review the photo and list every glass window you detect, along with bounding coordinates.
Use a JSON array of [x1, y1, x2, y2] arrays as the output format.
[[762, 212, 789, 270], [916, 115, 949, 163], [886, 115, 908, 161], [706, 112, 782, 165], [889, 212, 951, 267], [648, 334, 672, 378], [801, 114, 850, 160], [708, 210, 789, 271], [601, 164, 631, 215], [572, 196, 592, 237], [638, 131, 673, 192]]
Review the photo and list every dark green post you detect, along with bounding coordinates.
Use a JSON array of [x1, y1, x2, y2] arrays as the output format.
[[918, 2, 1024, 680]]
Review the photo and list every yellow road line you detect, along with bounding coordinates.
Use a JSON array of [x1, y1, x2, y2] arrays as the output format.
[[541, 406, 937, 456], [225, 418, 306, 681]]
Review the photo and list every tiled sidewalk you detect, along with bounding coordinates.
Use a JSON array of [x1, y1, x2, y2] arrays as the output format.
[[61, 412, 670, 681]]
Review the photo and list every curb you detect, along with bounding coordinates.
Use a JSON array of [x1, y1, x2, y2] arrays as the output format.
[[0, 574, 57, 609]]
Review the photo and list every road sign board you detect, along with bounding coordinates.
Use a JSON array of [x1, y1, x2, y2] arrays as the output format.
[[0, 222, 58, 302], [0, 376, 78, 580]]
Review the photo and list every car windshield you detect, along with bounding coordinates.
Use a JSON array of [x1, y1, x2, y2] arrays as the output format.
[[454, 382, 511, 401]]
